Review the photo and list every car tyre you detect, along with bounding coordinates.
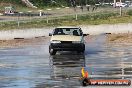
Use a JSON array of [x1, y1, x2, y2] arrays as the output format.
[[77, 45, 85, 54], [77, 50, 84, 54], [49, 49, 56, 55], [49, 46, 56, 55]]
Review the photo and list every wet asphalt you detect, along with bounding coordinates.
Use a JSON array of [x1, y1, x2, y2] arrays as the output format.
[[0, 34, 132, 88]]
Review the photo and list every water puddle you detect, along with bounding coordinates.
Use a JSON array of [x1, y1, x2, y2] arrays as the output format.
[[0, 34, 131, 88]]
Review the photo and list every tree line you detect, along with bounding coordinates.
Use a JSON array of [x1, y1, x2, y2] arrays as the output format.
[[0, 0, 128, 7], [29, 0, 127, 7]]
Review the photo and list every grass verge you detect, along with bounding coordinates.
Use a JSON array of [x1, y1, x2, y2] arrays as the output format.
[[1, 11, 132, 30]]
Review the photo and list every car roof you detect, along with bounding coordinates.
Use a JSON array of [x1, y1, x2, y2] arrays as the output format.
[[55, 26, 80, 29]]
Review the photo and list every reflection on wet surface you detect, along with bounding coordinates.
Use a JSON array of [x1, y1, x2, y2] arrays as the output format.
[[85, 35, 132, 80], [35, 55, 85, 88], [0, 34, 132, 88], [50, 54, 85, 78]]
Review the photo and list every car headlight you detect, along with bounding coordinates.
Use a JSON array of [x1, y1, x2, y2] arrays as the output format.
[[72, 41, 81, 43], [50, 40, 61, 43]]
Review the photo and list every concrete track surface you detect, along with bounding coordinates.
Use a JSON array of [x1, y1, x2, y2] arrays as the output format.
[[0, 33, 132, 88]]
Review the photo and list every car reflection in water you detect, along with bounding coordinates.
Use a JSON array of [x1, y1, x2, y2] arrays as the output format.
[[34, 54, 85, 88], [49, 54, 85, 79]]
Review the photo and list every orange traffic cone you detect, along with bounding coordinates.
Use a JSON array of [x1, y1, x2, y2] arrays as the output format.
[[81, 67, 91, 86], [81, 67, 89, 78]]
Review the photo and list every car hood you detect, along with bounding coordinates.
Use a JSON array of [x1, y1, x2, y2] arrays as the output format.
[[51, 35, 82, 41]]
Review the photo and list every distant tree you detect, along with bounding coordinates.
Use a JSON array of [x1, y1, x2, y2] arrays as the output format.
[[0, 0, 105, 7]]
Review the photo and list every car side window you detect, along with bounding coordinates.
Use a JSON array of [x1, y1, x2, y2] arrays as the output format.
[[79, 28, 83, 36], [53, 29, 58, 35]]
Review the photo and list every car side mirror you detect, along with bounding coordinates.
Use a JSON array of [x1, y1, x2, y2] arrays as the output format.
[[49, 33, 52, 36], [83, 34, 89, 36]]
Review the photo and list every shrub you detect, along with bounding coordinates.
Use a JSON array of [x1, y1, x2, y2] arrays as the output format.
[[78, 12, 118, 21], [93, 12, 118, 20], [78, 15, 91, 20], [127, 10, 132, 16]]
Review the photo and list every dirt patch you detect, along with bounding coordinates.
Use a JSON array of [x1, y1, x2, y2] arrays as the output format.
[[0, 37, 49, 48], [107, 33, 132, 44]]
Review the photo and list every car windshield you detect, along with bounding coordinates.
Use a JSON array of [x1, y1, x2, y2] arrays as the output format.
[[53, 28, 82, 36]]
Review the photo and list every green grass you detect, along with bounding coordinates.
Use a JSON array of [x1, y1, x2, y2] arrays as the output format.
[[1, 11, 132, 30]]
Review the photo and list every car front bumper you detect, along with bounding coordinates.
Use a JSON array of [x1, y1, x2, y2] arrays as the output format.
[[49, 43, 85, 51]]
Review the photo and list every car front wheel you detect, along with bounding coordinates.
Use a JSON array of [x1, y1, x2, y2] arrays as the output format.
[[49, 47, 56, 55], [77, 45, 85, 54]]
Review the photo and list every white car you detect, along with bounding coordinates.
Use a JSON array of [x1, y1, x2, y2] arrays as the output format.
[[114, 2, 127, 7], [49, 26, 87, 55]]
